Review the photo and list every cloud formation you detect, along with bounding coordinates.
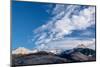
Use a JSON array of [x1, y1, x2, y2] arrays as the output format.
[[45, 38, 95, 50], [32, 4, 95, 50]]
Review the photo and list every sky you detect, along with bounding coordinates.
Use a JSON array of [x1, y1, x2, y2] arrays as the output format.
[[12, 1, 96, 50]]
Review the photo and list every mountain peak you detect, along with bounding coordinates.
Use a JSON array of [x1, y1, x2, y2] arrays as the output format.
[[77, 44, 86, 48]]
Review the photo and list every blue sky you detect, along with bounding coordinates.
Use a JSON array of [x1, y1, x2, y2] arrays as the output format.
[[12, 1, 55, 49], [12, 1, 96, 50]]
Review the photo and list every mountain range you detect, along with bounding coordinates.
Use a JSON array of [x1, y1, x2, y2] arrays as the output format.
[[12, 44, 96, 66], [12, 44, 95, 55]]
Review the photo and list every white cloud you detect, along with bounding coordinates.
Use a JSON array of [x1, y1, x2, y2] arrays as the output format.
[[71, 7, 95, 30], [51, 4, 65, 16], [43, 38, 95, 50], [32, 4, 95, 50]]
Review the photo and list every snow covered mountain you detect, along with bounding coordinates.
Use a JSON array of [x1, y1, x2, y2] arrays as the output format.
[[12, 47, 31, 54], [76, 44, 86, 48], [12, 47, 61, 54], [12, 47, 38, 54]]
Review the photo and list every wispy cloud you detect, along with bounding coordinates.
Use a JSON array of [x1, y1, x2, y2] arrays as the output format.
[[45, 38, 95, 50], [32, 4, 95, 50]]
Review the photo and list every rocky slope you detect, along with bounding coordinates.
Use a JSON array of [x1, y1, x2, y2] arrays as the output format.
[[12, 48, 96, 66]]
